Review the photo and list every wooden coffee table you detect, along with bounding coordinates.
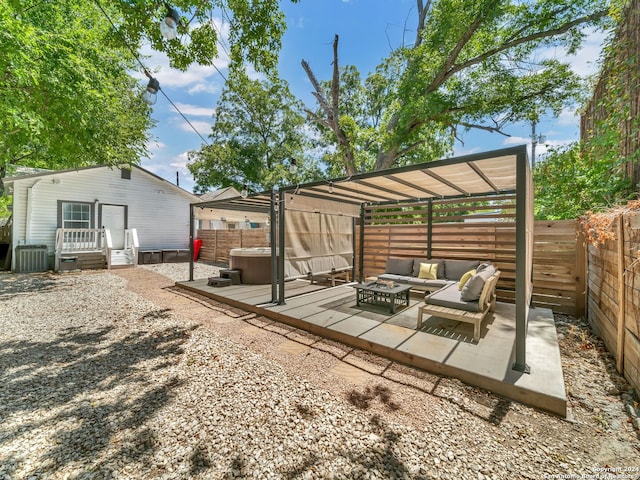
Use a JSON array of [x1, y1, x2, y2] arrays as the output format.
[[354, 281, 411, 314]]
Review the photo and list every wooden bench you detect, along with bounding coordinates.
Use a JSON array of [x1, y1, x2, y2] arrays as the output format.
[[417, 271, 501, 342], [309, 268, 351, 287]]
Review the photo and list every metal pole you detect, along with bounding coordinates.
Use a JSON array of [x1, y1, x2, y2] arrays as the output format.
[[188, 204, 194, 282], [358, 204, 365, 282], [427, 199, 433, 259], [278, 191, 286, 305], [531, 120, 537, 168], [270, 190, 278, 303], [351, 217, 356, 283], [512, 147, 530, 373]]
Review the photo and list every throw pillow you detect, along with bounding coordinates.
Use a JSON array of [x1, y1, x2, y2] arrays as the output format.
[[460, 266, 496, 301], [418, 262, 438, 280], [458, 269, 477, 291], [385, 257, 414, 275]]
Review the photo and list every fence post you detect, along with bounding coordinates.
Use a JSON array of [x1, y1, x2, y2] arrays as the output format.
[[575, 224, 587, 318], [616, 214, 626, 374]]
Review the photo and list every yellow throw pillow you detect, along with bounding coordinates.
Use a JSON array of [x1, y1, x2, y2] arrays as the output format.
[[418, 262, 438, 280], [458, 269, 477, 290]]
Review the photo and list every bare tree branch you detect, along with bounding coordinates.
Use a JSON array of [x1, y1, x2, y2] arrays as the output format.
[[414, 0, 433, 48], [429, 9, 608, 93], [458, 122, 512, 136], [426, 0, 500, 92], [331, 35, 340, 122], [301, 36, 358, 175]]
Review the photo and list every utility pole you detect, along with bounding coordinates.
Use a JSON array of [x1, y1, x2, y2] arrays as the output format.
[[530, 120, 545, 168]]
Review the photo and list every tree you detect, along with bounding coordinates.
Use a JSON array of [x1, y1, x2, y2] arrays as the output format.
[[533, 143, 633, 220], [100, 0, 293, 72], [1, 0, 294, 195], [187, 69, 321, 194], [303, 0, 613, 175], [0, 1, 153, 195]]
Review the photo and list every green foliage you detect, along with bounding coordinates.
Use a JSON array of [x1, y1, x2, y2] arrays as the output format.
[[0, 1, 154, 192], [533, 143, 634, 220], [187, 70, 322, 194], [305, 0, 613, 173], [1, 0, 293, 198], [84, 0, 291, 73]]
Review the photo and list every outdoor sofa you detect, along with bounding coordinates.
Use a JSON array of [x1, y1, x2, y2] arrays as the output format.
[[378, 257, 500, 342], [378, 257, 484, 292]]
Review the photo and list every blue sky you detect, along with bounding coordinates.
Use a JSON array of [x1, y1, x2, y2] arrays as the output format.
[[139, 0, 606, 194]]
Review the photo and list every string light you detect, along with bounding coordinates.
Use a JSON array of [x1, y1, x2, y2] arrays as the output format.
[[160, 4, 180, 40], [142, 77, 160, 105], [241, 184, 248, 198]]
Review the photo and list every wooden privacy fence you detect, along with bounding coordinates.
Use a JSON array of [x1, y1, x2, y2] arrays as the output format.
[[196, 228, 269, 264], [587, 212, 640, 393], [357, 219, 585, 316], [196, 219, 586, 316]]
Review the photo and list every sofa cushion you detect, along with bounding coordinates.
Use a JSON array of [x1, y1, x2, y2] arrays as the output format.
[[460, 264, 496, 301], [424, 283, 480, 312], [409, 278, 452, 290], [444, 259, 481, 281], [418, 262, 438, 279], [412, 258, 444, 278], [385, 257, 414, 276], [458, 269, 477, 290]]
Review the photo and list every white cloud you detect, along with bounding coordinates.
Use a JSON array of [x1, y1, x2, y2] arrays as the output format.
[[170, 151, 190, 170], [452, 146, 482, 157], [134, 16, 232, 95], [172, 103, 215, 117], [536, 27, 606, 78], [175, 119, 212, 136], [503, 136, 529, 146], [556, 107, 579, 127]]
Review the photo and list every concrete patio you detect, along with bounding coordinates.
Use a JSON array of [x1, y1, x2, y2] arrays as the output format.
[[176, 279, 567, 416]]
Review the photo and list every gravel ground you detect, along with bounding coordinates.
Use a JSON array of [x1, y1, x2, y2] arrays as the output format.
[[0, 263, 639, 479]]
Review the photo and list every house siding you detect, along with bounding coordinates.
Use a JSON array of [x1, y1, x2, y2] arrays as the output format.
[[9, 167, 196, 269]]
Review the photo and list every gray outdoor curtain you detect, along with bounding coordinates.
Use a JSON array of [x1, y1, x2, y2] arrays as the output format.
[[283, 209, 353, 280]]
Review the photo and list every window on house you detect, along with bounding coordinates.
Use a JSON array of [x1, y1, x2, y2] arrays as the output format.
[[62, 202, 91, 229]]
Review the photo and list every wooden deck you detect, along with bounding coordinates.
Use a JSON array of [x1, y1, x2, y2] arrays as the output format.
[[175, 279, 567, 416]]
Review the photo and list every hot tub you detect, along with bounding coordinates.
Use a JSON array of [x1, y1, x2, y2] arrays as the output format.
[[229, 247, 274, 284]]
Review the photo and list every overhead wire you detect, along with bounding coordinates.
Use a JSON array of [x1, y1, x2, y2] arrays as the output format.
[[92, 0, 210, 145]]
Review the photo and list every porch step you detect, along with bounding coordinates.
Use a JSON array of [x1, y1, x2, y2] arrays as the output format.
[[110, 249, 135, 267]]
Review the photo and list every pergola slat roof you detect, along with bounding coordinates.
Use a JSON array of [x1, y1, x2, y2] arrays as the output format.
[[192, 147, 521, 211]]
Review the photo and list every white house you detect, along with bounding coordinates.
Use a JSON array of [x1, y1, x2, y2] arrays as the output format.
[[3, 165, 199, 272]]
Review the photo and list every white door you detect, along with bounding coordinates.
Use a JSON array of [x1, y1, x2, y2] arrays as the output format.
[[101, 205, 126, 249]]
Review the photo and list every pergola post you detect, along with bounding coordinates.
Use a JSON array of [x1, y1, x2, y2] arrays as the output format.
[[427, 199, 433, 259], [270, 190, 278, 303], [188, 203, 194, 282], [359, 204, 365, 282], [512, 148, 532, 373], [278, 191, 286, 305], [352, 217, 357, 283]]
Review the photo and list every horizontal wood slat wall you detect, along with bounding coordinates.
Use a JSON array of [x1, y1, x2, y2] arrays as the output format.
[[357, 201, 584, 316], [197, 228, 269, 264], [587, 212, 640, 394]]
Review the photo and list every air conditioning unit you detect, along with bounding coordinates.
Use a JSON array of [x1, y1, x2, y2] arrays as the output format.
[[15, 245, 49, 273]]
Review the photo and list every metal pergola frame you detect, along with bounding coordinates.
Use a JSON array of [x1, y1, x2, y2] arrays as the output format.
[[188, 145, 533, 373]]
